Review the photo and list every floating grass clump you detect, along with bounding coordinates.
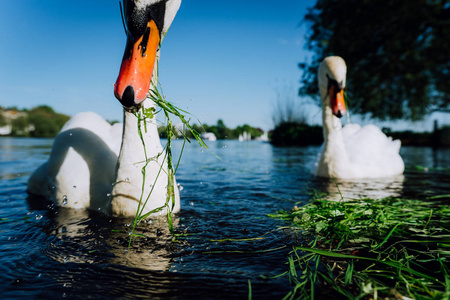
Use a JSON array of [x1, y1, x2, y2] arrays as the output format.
[[269, 195, 450, 299], [128, 82, 207, 244]]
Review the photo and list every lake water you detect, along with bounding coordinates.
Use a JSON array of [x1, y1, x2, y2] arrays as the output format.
[[1, 137, 449, 299]]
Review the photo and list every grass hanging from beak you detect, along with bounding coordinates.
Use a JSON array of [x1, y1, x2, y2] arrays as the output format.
[[127, 81, 208, 246]]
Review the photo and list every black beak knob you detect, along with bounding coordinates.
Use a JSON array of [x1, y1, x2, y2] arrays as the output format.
[[120, 85, 136, 108]]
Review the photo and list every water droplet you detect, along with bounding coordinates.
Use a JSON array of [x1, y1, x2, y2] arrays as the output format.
[[62, 195, 68, 205], [106, 193, 111, 197], [189, 201, 194, 206], [98, 208, 101, 211], [177, 183, 184, 191], [200, 150, 204, 154], [124, 178, 130, 182], [35, 214, 43, 220], [222, 145, 227, 148]]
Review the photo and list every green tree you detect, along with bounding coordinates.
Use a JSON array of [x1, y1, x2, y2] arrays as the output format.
[[234, 124, 262, 139], [11, 116, 30, 136], [28, 106, 70, 137], [299, 0, 450, 120], [0, 112, 7, 127], [200, 119, 232, 139], [216, 119, 226, 139], [270, 122, 323, 146]]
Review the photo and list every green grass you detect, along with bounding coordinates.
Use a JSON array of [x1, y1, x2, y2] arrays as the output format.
[[269, 194, 450, 299], [128, 82, 207, 246]]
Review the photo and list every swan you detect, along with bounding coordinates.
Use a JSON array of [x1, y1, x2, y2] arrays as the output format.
[[312, 56, 405, 179], [27, 0, 182, 217]]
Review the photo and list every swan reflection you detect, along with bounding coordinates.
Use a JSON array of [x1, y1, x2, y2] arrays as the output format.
[[28, 201, 178, 272], [318, 175, 404, 201]]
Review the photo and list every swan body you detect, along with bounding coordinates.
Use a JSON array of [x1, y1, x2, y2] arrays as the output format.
[[313, 56, 404, 179], [27, 112, 122, 213], [27, 0, 182, 217]]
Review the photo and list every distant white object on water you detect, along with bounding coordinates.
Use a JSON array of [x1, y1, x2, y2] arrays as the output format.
[[200, 132, 217, 141], [255, 131, 269, 142], [238, 131, 251, 142]]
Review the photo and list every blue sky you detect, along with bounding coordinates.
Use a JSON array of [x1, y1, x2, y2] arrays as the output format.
[[0, 0, 315, 131], [0, 1, 448, 132]]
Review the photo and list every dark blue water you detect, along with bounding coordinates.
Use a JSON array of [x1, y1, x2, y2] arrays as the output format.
[[1, 137, 449, 299]]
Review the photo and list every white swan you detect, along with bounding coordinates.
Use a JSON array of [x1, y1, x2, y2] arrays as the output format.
[[27, 0, 182, 217], [313, 56, 404, 179]]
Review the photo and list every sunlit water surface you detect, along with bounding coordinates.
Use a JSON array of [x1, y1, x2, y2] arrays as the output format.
[[1, 137, 449, 299]]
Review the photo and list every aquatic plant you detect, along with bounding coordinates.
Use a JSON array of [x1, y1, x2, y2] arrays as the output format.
[[268, 194, 450, 299], [128, 82, 207, 245]]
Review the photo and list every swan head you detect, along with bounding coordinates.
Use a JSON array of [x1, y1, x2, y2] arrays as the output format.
[[318, 56, 347, 118], [114, 0, 181, 109]]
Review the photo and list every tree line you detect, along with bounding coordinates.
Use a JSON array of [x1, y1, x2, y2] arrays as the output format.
[[159, 119, 264, 140], [0, 106, 70, 137], [1, 106, 264, 140]]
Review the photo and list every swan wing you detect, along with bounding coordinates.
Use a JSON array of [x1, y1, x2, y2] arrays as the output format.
[[28, 112, 122, 212]]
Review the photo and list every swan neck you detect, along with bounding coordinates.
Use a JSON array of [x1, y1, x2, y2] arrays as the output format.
[[320, 86, 342, 138], [117, 58, 162, 174], [319, 85, 349, 170]]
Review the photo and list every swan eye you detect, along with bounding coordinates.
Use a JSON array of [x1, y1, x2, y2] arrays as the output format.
[[124, 0, 167, 39], [327, 76, 339, 91]]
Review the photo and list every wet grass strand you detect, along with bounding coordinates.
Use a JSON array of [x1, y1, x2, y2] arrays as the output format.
[[269, 196, 450, 299]]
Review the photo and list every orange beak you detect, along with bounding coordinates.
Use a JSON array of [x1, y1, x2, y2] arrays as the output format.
[[114, 20, 160, 108], [329, 85, 346, 118]]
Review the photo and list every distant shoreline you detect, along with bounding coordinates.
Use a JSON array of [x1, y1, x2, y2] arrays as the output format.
[[269, 123, 450, 148]]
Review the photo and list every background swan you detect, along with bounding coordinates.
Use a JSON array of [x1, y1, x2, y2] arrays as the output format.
[[312, 56, 405, 179], [27, 0, 182, 217]]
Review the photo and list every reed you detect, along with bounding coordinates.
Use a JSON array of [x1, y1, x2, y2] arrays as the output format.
[[269, 194, 450, 299]]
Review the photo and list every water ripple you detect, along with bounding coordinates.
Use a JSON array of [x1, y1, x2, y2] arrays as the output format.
[[0, 138, 449, 298]]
